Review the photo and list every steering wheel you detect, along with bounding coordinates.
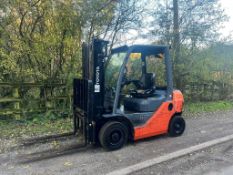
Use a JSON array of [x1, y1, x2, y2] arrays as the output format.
[[121, 66, 143, 88], [131, 80, 142, 88], [144, 89, 154, 95], [129, 89, 137, 94], [124, 79, 143, 89]]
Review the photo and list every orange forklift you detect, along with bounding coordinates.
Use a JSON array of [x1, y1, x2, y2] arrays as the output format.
[[73, 38, 185, 150]]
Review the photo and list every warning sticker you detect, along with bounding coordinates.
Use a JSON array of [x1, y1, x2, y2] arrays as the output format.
[[94, 85, 100, 92]]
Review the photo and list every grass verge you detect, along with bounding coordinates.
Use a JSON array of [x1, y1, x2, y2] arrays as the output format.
[[184, 101, 233, 114], [0, 116, 73, 140]]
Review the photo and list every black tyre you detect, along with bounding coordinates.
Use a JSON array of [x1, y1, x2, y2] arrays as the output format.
[[99, 121, 128, 151], [168, 115, 185, 137]]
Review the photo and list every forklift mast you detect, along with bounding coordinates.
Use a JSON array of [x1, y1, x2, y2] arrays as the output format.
[[73, 39, 108, 144]]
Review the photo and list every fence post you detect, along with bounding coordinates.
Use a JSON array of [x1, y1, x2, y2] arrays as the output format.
[[13, 86, 21, 120]]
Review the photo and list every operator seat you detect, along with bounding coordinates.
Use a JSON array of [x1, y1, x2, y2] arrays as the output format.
[[124, 73, 166, 112]]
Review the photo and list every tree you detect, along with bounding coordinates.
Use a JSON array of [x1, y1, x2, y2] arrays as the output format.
[[0, 0, 143, 84], [0, 0, 84, 82], [80, 0, 143, 50], [150, 0, 228, 91]]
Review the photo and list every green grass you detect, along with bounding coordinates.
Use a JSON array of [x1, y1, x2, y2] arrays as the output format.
[[184, 101, 233, 113], [0, 115, 73, 140]]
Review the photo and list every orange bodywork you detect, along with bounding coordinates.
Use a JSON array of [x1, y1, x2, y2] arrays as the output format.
[[134, 90, 184, 140]]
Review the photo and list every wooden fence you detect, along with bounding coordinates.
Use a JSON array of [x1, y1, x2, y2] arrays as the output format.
[[1, 80, 232, 119], [183, 81, 233, 101], [0, 82, 72, 119]]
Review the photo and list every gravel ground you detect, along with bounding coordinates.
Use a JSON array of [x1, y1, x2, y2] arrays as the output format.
[[1, 110, 233, 175]]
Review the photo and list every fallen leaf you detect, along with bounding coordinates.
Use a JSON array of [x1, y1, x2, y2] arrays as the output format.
[[64, 161, 73, 166], [23, 165, 30, 169]]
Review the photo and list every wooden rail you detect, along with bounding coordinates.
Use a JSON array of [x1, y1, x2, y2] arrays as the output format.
[[1, 81, 230, 119], [183, 81, 232, 101], [0, 82, 72, 119]]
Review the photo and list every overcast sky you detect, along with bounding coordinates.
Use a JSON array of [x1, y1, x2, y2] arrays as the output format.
[[121, 0, 233, 45], [220, 0, 233, 37]]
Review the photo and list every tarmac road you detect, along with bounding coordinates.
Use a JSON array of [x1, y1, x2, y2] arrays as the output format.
[[133, 139, 233, 175], [1, 110, 233, 175]]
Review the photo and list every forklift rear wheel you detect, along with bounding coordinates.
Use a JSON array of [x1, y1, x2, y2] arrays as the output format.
[[99, 121, 128, 151], [168, 115, 185, 137]]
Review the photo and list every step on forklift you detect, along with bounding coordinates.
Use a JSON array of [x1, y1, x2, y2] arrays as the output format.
[[73, 38, 185, 151]]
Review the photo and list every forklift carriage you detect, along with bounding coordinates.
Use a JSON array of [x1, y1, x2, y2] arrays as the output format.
[[73, 39, 185, 150]]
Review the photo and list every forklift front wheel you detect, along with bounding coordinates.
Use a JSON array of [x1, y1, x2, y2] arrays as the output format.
[[99, 121, 128, 151]]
